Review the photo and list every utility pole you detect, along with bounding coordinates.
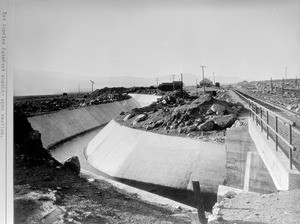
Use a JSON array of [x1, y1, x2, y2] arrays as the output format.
[[199, 66, 206, 93], [282, 78, 284, 96], [156, 77, 159, 87], [213, 72, 215, 85], [78, 83, 80, 95], [171, 74, 176, 91], [90, 80, 95, 94], [270, 77, 273, 94], [181, 73, 183, 97]]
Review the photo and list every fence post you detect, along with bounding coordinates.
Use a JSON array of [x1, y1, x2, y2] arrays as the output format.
[[260, 107, 263, 132], [252, 102, 254, 122], [192, 181, 207, 224], [255, 105, 258, 126], [275, 116, 278, 151], [289, 124, 293, 169], [266, 111, 269, 140], [249, 101, 251, 117]]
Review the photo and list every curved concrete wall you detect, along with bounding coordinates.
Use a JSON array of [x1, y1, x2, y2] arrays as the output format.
[[28, 99, 140, 149], [86, 120, 226, 193], [128, 93, 161, 107]]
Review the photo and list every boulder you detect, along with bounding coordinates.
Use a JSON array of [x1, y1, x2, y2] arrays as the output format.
[[63, 156, 80, 175], [210, 104, 226, 115], [123, 113, 135, 121], [135, 113, 148, 122], [132, 113, 148, 125], [224, 191, 237, 199], [286, 105, 293, 111], [167, 95, 176, 103], [194, 117, 203, 125], [146, 119, 164, 130], [232, 119, 243, 127], [198, 120, 215, 131], [212, 114, 236, 128], [188, 125, 198, 132], [161, 99, 168, 105]]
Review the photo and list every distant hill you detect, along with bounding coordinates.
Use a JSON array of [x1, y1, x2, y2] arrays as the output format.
[[13, 69, 246, 96]]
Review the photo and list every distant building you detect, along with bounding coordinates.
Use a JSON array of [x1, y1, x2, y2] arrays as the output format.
[[158, 81, 183, 91], [199, 78, 213, 87]]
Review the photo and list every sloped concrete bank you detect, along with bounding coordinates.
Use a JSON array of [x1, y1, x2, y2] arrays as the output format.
[[28, 99, 140, 149], [86, 119, 226, 194]]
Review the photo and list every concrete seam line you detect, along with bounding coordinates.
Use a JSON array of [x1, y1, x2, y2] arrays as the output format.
[[243, 151, 252, 192]]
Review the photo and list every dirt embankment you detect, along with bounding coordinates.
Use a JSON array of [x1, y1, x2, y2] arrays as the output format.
[[13, 109, 200, 224], [14, 86, 156, 117], [116, 90, 244, 143]]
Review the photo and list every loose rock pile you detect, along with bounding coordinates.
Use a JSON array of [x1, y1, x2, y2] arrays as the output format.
[[127, 86, 161, 95], [117, 91, 244, 142]]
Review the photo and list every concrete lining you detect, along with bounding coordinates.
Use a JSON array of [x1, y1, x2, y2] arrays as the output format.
[[86, 120, 226, 193], [128, 93, 161, 107], [28, 99, 140, 149], [248, 117, 300, 190], [225, 118, 277, 193]]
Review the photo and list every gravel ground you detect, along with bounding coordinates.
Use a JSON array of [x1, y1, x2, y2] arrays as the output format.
[[211, 190, 300, 224]]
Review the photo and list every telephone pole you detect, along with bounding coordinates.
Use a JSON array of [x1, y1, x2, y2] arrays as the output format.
[[181, 73, 183, 97], [90, 80, 95, 94], [282, 78, 284, 96], [199, 66, 206, 93], [270, 77, 273, 94], [171, 74, 176, 91], [213, 72, 215, 85], [156, 77, 159, 87]]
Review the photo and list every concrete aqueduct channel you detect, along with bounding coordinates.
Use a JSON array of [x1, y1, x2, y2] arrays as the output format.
[[27, 92, 295, 212]]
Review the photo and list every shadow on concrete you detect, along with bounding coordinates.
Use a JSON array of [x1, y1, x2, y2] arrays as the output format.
[[115, 177, 217, 212], [225, 221, 267, 224]]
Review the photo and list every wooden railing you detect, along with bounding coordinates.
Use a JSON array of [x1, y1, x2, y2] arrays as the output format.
[[234, 90, 297, 169]]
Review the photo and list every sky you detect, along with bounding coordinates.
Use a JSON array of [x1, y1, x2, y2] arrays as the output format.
[[13, 0, 300, 94]]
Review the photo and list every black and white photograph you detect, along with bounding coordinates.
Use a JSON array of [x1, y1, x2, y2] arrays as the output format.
[[1, 0, 300, 223]]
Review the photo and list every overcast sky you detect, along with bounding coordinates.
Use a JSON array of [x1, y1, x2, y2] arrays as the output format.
[[14, 0, 300, 82]]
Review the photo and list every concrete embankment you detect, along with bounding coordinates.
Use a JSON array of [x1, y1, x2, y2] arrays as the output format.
[[28, 99, 140, 149], [86, 119, 226, 193]]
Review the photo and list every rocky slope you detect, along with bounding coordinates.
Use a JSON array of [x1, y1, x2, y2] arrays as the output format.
[[116, 90, 244, 143]]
